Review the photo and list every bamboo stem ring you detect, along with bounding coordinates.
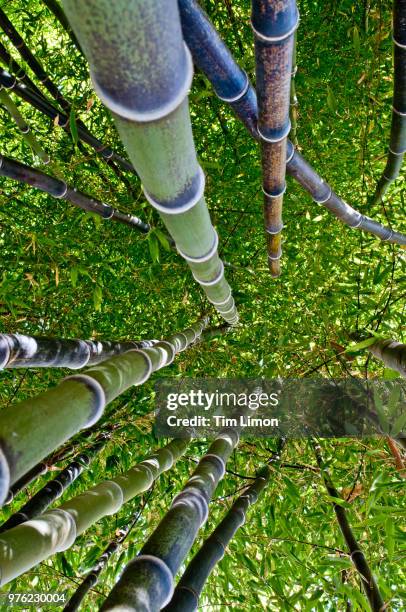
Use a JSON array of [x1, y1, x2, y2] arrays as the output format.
[[0, 448, 10, 506], [127, 556, 175, 607], [263, 185, 287, 198], [257, 121, 291, 143], [313, 186, 332, 204], [63, 374, 106, 426], [178, 229, 218, 262], [193, 262, 224, 286], [250, 18, 299, 43], [217, 72, 249, 103], [143, 165, 205, 215], [393, 37, 406, 49]]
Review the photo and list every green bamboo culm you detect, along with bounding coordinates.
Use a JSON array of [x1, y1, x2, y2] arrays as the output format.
[[312, 441, 385, 611], [0, 318, 208, 506], [0, 439, 189, 585], [368, 337, 406, 378], [62, 0, 239, 325], [165, 439, 285, 611], [100, 431, 240, 611], [372, 0, 406, 203]]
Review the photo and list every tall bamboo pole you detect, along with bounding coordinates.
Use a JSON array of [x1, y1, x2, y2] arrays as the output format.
[[312, 441, 385, 611], [0, 334, 156, 370], [0, 436, 107, 533], [0, 155, 149, 231], [368, 337, 406, 378], [0, 40, 45, 100], [0, 69, 135, 175], [3, 462, 48, 506], [178, 0, 406, 246], [62, 0, 238, 325], [0, 439, 189, 585], [0, 318, 208, 506], [100, 431, 239, 611], [252, 0, 299, 277], [290, 32, 299, 147], [373, 0, 406, 203]]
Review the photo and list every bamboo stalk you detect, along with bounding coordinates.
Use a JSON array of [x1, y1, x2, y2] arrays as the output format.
[[0, 439, 189, 585], [178, 0, 406, 246], [252, 0, 299, 277], [0, 154, 149, 231], [62, 0, 238, 325], [100, 431, 240, 611], [368, 337, 406, 378], [165, 440, 285, 611], [42, 0, 82, 54], [0, 318, 208, 506], [0, 68, 136, 175], [0, 436, 107, 533], [372, 0, 406, 203], [290, 32, 299, 147], [312, 442, 385, 611], [3, 462, 48, 506]]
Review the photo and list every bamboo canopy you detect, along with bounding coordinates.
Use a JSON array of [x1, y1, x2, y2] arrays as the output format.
[[252, 0, 299, 276], [0, 333, 156, 370], [0, 439, 189, 585], [368, 337, 406, 378], [178, 0, 406, 247], [0, 436, 107, 533], [0, 155, 149, 231], [373, 0, 406, 203], [42, 0, 82, 54], [0, 40, 44, 99], [313, 442, 385, 611], [100, 431, 239, 611], [0, 69, 135, 174], [0, 318, 208, 506], [62, 0, 239, 325]]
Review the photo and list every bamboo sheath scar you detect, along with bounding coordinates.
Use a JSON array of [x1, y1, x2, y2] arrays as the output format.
[[0, 318, 208, 506], [62, 0, 238, 325], [178, 0, 406, 246], [100, 431, 240, 611], [0, 439, 189, 585], [373, 0, 406, 203], [252, 0, 299, 277], [0, 155, 149, 231]]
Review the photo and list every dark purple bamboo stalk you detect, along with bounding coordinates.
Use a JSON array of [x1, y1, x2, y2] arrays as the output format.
[[3, 462, 48, 506], [0, 437, 106, 534], [178, 0, 406, 246], [0, 40, 45, 100], [368, 337, 406, 378], [373, 0, 406, 203], [42, 0, 82, 53], [100, 432, 239, 611], [0, 155, 149, 231], [252, 0, 299, 277], [312, 441, 385, 611], [0, 332, 155, 370], [0, 69, 136, 174]]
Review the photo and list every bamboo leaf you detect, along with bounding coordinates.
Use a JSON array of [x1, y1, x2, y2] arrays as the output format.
[[326, 86, 338, 113], [93, 285, 103, 311], [345, 337, 377, 353], [353, 26, 360, 57], [155, 229, 170, 252], [148, 234, 160, 263], [69, 105, 79, 146]]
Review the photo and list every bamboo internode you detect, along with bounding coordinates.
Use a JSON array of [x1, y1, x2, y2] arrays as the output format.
[[100, 431, 240, 611], [368, 337, 406, 378], [0, 318, 208, 506], [373, 0, 406, 203], [0, 155, 150, 231], [0, 439, 189, 585], [62, 0, 239, 325], [178, 0, 406, 247], [252, 0, 299, 277]]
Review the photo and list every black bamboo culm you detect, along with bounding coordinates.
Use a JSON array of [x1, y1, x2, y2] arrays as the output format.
[[312, 441, 385, 611], [178, 0, 406, 246], [372, 0, 406, 203], [0, 155, 149, 232], [164, 439, 286, 612], [0, 332, 156, 370], [368, 337, 406, 378], [42, 0, 82, 53], [252, 0, 299, 276], [0, 40, 45, 100], [0, 69, 135, 175], [100, 431, 240, 611], [0, 436, 107, 534], [4, 462, 48, 506]]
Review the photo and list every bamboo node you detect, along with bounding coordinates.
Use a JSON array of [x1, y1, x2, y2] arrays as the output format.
[[126, 556, 174, 607], [144, 165, 205, 215], [177, 229, 218, 263], [209, 289, 233, 307], [350, 549, 365, 561], [192, 261, 224, 286], [0, 446, 11, 507], [217, 71, 249, 103], [257, 121, 291, 143], [393, 36, 406, 49], [203, 453, 226, 479], [0, 334, 10, 369], [266, 224, 284, 235], [392, 107, 406, 117], [263, 185, 287, 199], [54, 182, 68, 199], [172, 487, 209, 525], [349, 215, 363, 229], [62, 374, 106, 427], [250, 15, 300, 43], [313, 186, 332, 204]]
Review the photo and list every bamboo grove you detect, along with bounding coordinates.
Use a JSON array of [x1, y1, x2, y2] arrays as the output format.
[[0, 0, 405, 610]]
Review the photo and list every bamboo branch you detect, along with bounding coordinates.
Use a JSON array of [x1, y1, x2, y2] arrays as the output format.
[[178, 0, 406, 247], [312, 441, 385, 611], [0, 154, 149, 231]]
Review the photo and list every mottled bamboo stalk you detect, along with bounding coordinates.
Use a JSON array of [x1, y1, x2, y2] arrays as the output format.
[[0, 333, 155, 370], [0, 155, 149, 231], [368, 337, 406, 378], [178, 0, 406, 246], [0, 69, 135, 174], [0, 318, 208, 506], [290, 32, 299, 147], [100, 431, 240, 611], [373, 0, 406, 203], [0, 439, 189, 585], [62, 0, 238, 325], [0, 436, 107, 533], [312, 442, 385, 611], [42, 0, 82, 53]]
